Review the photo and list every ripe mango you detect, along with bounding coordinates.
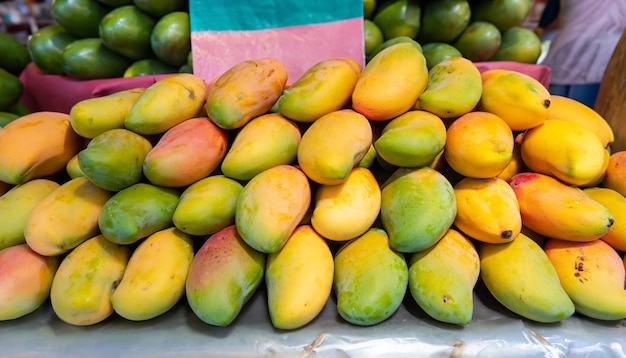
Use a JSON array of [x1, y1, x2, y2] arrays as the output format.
[[333, 228, 409, 326], [0, 111, 83, 185], [78, 128, 153, 191], [311, 167, 381, 242], [266, 225, 334, 330], [352, 42, 428, 121], [235, 165, 311, 254], [25, 177, 113, 256], [381, 167, 456, 253], [65, 153, 84, 179], [98, 183, 180, 245], [221, 113, 301, 181], [186, 225, 265, 326], [276, 58, 360, 123], [125, 73, 208, 135], [0, 179, 59, 250], [603, 151, 626, 197], [373, 110, 446, 168], [297, 109, 372, 185], [206, 58, 287, 130], [0, 244, 59, 320], [69, 87, 146, 138], [173, 175, 243, 236], [50, 235, 130, 326], [143, 117, 228, 187], [583, 187, 626, 252], [111, 227, 194, 321]]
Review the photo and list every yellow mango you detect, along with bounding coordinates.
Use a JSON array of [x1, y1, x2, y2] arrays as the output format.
[[520, 119, 606, 186], [70, 87, 146, 138], [297, 109, 372, 185], [25, 176, 113, 256], [206, 58, 287, 130], [583, 187, 626, 252], [276, 58, 360, 123], [352, 42, 428, 121], [125, 73, 207, 135], [266, 225, 334, 330], [50, 235, 130, 326], [0, 112, 83, 185], [65, 153, 84, 179], [603, 151, 626, 197], [111, 227, 194, 321], [235, 165, 311, 254]]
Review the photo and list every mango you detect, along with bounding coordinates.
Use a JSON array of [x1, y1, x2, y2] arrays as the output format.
[[125, 73, 207, 135], [173, 175, 243, 236], [0, 179, 60, 250], [69, 87, 146, 138], [352, 42, 428, 121], [381, 167, 456, 253], [373, 110, 447, 168], [0, 244, 59, 320], [275, 58, 360, 123], [98, 183, 180, 245], [50, 235, 130, 326], [221, 113, 301, 181], [111, 227, 194, 321], [311, 167, 381, 242], [408, 229, 479, 325], [297, 109, 372, 185], [334, 228, 409, 326], [25, 177, 113, 256], [0, 111, 83, 185], [143, 117, 228, 187], [78, 128, 153, 191], [65, 153, 84, 179], [583, 187, 626, 252], [186, 225, 265, 326], [206, 58, 287, 130], [235, 165, 311, 254], [266, 225, 334, 329], [603, 151, 626, 197]]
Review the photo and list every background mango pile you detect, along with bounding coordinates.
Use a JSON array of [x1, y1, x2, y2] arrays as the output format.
[[1, 42, 626, 330]]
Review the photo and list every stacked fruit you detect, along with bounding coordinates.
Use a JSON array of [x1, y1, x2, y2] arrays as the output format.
[[0, 32, 31, 125], [364, 0, 543, 67], [1, 43, 625, 330], [26, 0, 192, 80]]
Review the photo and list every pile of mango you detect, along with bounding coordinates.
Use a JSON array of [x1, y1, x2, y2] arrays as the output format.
[[27, 0, 192, 80], [0, 32, 31, 124], [1, 42, 626, 330]]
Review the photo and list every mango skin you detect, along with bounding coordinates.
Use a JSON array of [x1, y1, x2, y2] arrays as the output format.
[[236, 165, 311, 254], [98, 183, 180, 245], [69, 87, 146, 138], [78, 128, 153, 192], [0, 111, 83, 185], [0, 244, 60, 320], [25, 176, 114, 256], [221, 113, 301, 181], [311, 167, 381, 242], [297, 109, 373, 185], [206, 58, 287, 130], [0, 179, 60, 250], [173, 175, 243, 236], [125, 73, 208, 135], [374, 110, 447, 168], [143, 117, 228, 187], [186, 225, 265, 326], [111, 227, 194, 321], [334, 228, 409, 326], [582, 187, 626, 252], [50, 235, 130, 326], [381, 167, 457, 253], [276, 58, 360, 123]]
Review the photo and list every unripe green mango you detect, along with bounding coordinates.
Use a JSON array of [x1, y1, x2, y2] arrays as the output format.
[[78, 128, 153, 192], [173, 175, 243, 236], [334, 228, 408, 326], [186, 225, 265, 326], [98, 183, 180, 245], [236, 165, 311, 254], [221, 113, 301, 181], [374, 110, 447, 168], [50, 235, 130, 326], [381, 167, 456, 253]]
